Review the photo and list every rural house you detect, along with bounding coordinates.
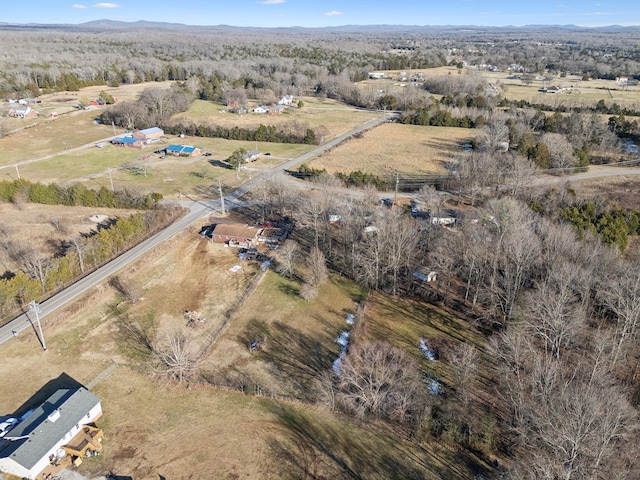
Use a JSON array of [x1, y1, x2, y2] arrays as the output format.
[[202, 223, 262, 247], [9, 106, 38, 119], [165, 144, 203, 157], [132, 127, 164, 141], [252, 105, 268, 114], [278, 95, 294, 106], [269, 105, 285, 115], [0, 387, 103, 480], [111, 137, 145, 148]]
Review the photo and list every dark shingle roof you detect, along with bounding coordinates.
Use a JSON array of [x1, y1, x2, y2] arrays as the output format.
[[0, 388, 100, 470]]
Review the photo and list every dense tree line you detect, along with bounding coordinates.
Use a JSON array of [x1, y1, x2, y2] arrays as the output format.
[[0, 179, 162, 209], [163, 121, 321, 145]]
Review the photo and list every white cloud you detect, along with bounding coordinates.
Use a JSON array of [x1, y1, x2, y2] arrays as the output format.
[[585, 11, 610, 15], [257, 0, 286, 4], [92, 2, 120, 8], [323, 10, 343, 16], [71, 4, 87, 8]]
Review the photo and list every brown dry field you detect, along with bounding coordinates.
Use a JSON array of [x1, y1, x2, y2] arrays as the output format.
[[0, 203, 143, 273], [566, 174, 640, 210], [307, 123, 473, 175]]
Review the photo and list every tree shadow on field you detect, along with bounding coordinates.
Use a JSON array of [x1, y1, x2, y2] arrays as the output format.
[[209, 159, 233, 169], [278, 282, 300, 298], [263, 402, 478, 480], [241, 319, 335, 401]]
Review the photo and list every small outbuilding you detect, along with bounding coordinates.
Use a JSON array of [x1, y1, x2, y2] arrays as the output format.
[[243, 149, 260, 162]]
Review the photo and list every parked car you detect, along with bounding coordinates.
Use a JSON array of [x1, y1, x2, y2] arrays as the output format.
[[0, 418, 18, 438]]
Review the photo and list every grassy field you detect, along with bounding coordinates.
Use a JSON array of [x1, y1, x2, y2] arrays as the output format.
[[173, 96, 380, 140], [201, 271, 367, 401], [307, 123, 473, 176], [0, 110, 117, 166], [7, 132, 313, 198]]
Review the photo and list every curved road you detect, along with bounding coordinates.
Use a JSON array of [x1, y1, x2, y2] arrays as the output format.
[[0, 114, 391, 347]]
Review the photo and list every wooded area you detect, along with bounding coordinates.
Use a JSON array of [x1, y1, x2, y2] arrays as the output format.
[[2, 21, 640, 480]]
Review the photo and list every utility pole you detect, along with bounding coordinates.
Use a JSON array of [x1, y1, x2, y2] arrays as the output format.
[[218, 178, 226, 215], [394, 173, 399, 207], [15, 164, 20, 179], [108, 168, 114, 191], [29, 301, 46, 351]]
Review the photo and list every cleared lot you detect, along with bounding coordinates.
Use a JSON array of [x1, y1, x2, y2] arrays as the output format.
[[307, 123, 473, 176]]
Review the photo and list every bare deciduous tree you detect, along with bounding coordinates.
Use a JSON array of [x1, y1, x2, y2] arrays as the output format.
[[305, 246, 328, 288], [541, 132, 577, 173], [152, 331, 202, 383], [336, 342, 426, 423], [276, 240, 299, 279]]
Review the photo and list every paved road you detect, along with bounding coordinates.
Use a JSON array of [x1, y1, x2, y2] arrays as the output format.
[[1, 112, 636, 348], [0, 114, 391, 347]]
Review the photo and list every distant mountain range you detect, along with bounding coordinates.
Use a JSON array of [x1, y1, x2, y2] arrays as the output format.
[[0, 19, 637, 34]]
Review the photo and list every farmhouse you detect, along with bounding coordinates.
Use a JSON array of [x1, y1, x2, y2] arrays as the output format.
[[165, 144, 203, 157], [278, 95, 294, 106], [9, 106, 38, 119], [269, 105, 285, 115], [252, 105, 268, 114], [0, 387, 103, 480], [111, 137, 145, 148], [132, 127, 164, 141], [203, 223, 262, 247]]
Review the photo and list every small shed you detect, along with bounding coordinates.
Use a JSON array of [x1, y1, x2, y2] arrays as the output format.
[[244, 149, 260, 162]]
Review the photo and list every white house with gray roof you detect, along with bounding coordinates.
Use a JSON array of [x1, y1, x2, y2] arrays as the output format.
[[0, 387, 102, 479]]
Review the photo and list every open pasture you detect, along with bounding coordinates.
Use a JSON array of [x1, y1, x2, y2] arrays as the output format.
[[307, 123, 473, 176]]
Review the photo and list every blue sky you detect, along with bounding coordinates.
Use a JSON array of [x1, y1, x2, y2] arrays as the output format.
[[2, 1, 639, 27]]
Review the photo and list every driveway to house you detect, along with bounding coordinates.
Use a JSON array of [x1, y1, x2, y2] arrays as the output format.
[[0, 114, 391, 347]]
